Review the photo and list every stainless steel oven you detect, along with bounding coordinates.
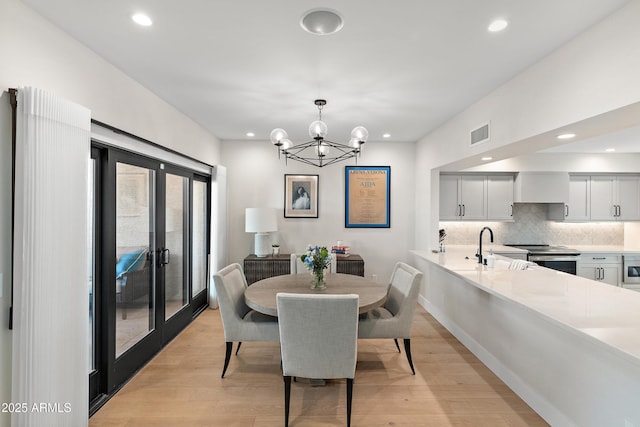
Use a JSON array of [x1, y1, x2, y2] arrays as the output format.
[[623, 255, 640, 284], [527, 254, 580, 275], [506, 245, 580, 275]]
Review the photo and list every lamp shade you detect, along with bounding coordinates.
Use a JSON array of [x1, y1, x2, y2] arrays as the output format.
[[245, 208, 278, 233]]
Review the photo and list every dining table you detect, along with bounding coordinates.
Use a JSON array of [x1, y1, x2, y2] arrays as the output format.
[[244, 273, 389, 317]]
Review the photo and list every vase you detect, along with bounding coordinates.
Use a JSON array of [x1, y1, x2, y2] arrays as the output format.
[[310, 269, 326, 290]]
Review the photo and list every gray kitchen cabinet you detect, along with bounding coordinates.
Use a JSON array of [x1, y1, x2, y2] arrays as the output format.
[[590, 175, 640, 221], [439, 174, 486, 220], [487, 175, 514, 220], [549, 175, 591, 221], [577, 253, 621, 287]]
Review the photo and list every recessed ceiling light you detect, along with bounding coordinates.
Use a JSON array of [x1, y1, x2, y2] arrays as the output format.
[[132, 13, 152, 27], [557, 133, 576, 140], [605, 148, 615, 152], [488, 19, 508, 33], [246, 132, 255, 137], [481, 157, 493, 161], [382, 133, 391, 138], [300, 9, 344, 35]]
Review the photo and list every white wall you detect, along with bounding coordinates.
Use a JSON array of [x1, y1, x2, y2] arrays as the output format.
[[221, 140, 416, 283], [415, 0, 640, 253], [0, 0, 221, 164], [0, 1, 222, 425]]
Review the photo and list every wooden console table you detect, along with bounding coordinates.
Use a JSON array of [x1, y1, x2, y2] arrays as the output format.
[[243, 253, 365, 285]]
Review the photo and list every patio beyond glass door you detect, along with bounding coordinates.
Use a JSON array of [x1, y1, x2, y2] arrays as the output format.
[[115, 162, 156, 358], [164, 173, 188, 320]]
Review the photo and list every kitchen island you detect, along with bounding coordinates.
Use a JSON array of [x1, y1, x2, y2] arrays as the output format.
[[412, 246, 640, 427]]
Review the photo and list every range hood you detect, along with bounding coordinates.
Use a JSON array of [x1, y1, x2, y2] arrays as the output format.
[[514, 172, 569, 203]]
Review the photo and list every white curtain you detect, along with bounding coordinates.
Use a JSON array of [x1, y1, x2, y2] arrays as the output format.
[[12, 87, 90, 426], [209, 165, 228, 309]]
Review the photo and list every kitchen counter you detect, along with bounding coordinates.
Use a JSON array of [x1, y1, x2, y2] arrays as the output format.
[[572, 245, 640, 253], [411, 246, 640, 427]]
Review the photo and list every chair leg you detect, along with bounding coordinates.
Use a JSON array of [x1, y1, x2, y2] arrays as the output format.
[[403, 339, 415, 375], [346, 378, 354, 427], [222, 342, 233, 378], [235, 342, 243, 355], [393, 338, 401, 353], [284, 376, 292, 427]]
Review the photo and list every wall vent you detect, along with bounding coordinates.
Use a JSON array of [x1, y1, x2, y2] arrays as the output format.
[[470, 123, 490, 145]]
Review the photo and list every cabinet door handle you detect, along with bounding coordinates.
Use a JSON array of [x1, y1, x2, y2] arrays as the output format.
[[617, 205, 621, 217], [592, 257, 606, 260], [565, 204, 569, 217], [509, 204, 513, 217], [462, 204, 466, 216], [457, 204, 461, 217]]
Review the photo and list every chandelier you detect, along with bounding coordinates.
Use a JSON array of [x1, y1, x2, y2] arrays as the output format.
[[270, 99, 368, 167]]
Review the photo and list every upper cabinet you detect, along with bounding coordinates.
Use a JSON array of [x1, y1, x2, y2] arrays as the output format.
[[487, 175, 515, 220], [440, 174, 486, 220], [591, 175, 640, 221], [548, 175, 591, 221], [440, 174, 513, 221], [550, 174, 640, 221]]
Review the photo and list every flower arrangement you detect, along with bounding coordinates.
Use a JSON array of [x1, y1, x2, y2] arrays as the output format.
[[300, 245, 332, 289]]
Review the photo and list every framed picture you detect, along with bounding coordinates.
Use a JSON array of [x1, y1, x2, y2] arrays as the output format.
[[284, 174, 319, 218], [345, 166, 390, 228]]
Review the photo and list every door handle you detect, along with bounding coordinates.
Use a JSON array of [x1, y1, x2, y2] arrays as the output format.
[[510, 204, 513, 217], [462, 204, 465, 217], [161, 248, 171, 265], [565, 204, 569, 217], [457, 204, 461, 217]]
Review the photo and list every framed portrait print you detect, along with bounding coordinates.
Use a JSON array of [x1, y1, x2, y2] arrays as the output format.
[[345, 166, 390, 228], [284, 174, 319, 218]]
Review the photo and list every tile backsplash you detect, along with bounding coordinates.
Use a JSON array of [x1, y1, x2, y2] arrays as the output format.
[[440, 203, 624, 246]]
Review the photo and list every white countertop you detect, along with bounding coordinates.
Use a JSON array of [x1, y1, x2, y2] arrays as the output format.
[[571, 245, 640, 254], [413, 246, 640, 367]]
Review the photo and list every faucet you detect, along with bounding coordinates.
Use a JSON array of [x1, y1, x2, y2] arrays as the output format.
[[477, 226, 494, 263]]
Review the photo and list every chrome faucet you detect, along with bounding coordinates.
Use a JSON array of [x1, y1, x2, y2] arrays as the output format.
[[477, 226, 494, 263]]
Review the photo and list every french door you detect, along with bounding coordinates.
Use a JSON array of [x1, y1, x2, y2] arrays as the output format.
[[89, 145, 210, 409]]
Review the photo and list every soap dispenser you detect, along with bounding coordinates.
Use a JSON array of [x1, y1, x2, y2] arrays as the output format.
[[486, 249, 495, 268]]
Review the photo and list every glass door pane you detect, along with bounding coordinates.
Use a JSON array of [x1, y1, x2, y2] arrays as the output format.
[[192, 180, 207, 297], [115, 162, 155, 358], [164, 173, 188, 320]]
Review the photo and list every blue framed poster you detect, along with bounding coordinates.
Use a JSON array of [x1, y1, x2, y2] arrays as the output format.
[[345, 166, 390, 228]]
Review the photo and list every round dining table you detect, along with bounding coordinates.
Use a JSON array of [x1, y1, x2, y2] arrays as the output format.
[[245, 273, 389, 317]]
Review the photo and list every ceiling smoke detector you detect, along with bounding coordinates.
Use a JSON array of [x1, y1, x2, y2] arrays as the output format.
[[300, 9, 344, 35]]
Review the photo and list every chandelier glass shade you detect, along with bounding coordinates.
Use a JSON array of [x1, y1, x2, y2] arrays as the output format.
[[270, 99, 368, 167]]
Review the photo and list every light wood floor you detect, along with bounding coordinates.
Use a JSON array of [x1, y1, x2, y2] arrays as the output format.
[[90, 306, 549, 426]]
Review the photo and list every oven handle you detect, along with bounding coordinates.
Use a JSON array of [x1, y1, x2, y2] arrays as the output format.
[[528, 255, 580, 262]]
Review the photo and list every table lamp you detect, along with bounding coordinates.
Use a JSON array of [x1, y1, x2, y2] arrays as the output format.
[[245, 207, 278, 257]]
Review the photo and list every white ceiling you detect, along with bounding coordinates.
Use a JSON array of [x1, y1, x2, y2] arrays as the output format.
[[21, 0, 632, 146], [540, 124, 640, 154]]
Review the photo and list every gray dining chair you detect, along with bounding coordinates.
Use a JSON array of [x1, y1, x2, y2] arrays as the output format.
[[213, 263, 280, 378], [358, 262, 423, 374], [277, 293, 359, 427]]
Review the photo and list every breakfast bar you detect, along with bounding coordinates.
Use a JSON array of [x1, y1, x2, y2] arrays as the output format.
[[412, 246, 640, 427]]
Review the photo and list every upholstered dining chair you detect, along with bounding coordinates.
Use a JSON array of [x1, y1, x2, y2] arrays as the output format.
[[277, 293, 359, 427], [358, 262, 423, 374], [213, 263, 280, 378]]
